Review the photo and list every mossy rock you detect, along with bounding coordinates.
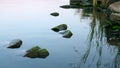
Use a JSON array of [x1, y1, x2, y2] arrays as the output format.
[[24, 46, 49, 58], [26, 46, 40, 52], [37, 49, 49, 58], [51, 24, 67, 32], [50, 12, 59, 16]]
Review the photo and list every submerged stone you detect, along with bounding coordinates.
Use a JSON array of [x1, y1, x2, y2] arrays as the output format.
[[50, 12, 59, 16], [24, 46, 49, 58], [7, 39, 22, 48], [51, 24, 67, 32]]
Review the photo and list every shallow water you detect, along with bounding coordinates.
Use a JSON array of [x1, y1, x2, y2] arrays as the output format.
[[0, 0, 119, 68]]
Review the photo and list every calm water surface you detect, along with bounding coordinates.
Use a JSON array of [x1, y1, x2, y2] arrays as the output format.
[[0, 0, 119, 68]]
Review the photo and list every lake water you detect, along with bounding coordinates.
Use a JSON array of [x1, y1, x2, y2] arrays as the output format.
[[0, 0, 119, 68]]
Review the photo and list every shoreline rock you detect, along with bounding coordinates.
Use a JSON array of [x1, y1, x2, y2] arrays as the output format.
[[108, 1, 120, 13]]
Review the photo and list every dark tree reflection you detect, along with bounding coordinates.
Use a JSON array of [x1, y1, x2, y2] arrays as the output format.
[[71, 8, 120, 68]]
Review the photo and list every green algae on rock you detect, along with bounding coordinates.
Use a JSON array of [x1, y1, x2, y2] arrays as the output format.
[[24, 46, 49, 58]]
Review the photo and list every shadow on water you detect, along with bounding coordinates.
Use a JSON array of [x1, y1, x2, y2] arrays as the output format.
[[71, 7, 120, 68]]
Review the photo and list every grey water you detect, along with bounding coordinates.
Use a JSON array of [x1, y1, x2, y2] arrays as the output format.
[[0, 0, 119, 68]]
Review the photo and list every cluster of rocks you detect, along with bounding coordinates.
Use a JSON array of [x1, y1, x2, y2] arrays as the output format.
[[51, 24, 73, 38], [7, 39, 49, 59]]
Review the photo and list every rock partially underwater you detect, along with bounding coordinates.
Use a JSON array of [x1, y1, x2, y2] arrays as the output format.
[[51, 24, 73, 38], [62, 30, 73, 38], [24, 46, 49, 58], [50, 12, 59, 16], [51, 24, 67, 32], [60, 2, 92, 9], [59, 30, 73, 38], [7, 39, 22, 48], [60, 5, 81, 9]]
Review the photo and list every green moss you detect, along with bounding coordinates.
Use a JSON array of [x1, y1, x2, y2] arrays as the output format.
[[38, 49, 49, 58], [39, 49, 49, 53], [24, 46, 49, 58], [26, 46, 40, 52], [113, 26, 120, 29]]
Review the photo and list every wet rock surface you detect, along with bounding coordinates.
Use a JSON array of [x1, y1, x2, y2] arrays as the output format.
[[50, 12, 59, 16], [7, 39, 22, 48], [108, 1, 120, 22]]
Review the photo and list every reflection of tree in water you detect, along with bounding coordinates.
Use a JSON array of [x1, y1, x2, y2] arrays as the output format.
[[81, 8, 111, 68], [71, 8, 120, 68]]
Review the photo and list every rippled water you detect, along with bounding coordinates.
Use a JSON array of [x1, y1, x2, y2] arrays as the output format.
[[0, 0, 119, 68]]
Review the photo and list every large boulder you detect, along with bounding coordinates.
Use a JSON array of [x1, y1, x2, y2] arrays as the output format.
[[7, 39, 22, 48], [108, 1, 120, 22], [24, 46, 49, 58], [109, 1, 120, 13]]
